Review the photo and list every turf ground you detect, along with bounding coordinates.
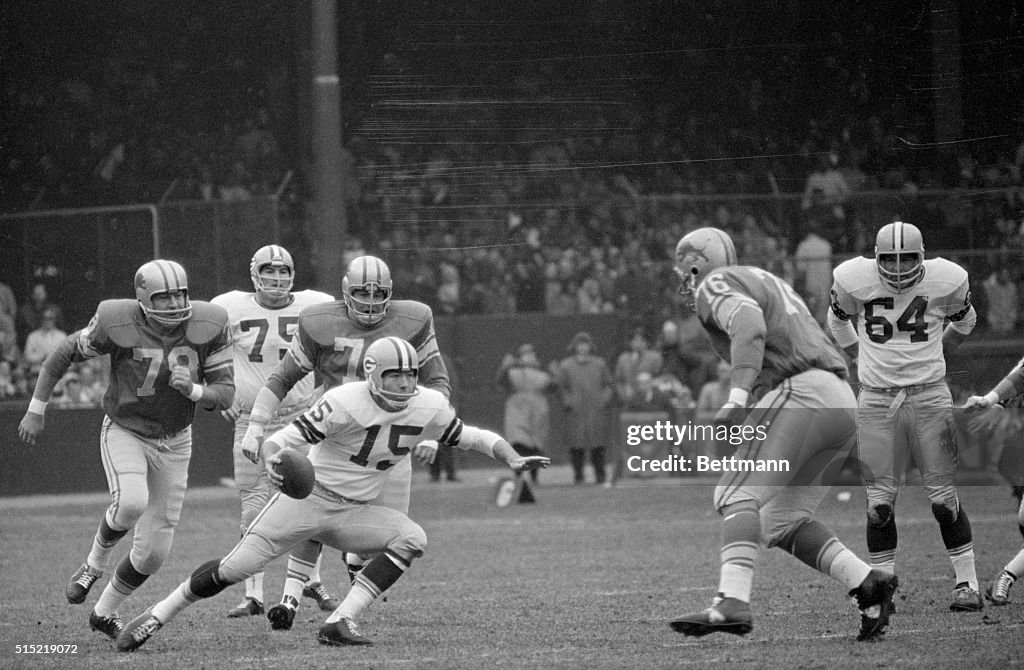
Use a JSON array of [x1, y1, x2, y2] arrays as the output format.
[[2, 466, 1024, 669]]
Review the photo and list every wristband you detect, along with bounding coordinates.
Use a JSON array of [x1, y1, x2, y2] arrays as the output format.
[[28, 397, 47, 415], [727, 388, 750, 406], [984, 391, 1000, 405], [188, 383, 205, 402]]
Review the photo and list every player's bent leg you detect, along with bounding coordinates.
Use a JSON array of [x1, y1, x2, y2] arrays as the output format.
[[317, 506, 427, 646], [345, 459, 413, 582]]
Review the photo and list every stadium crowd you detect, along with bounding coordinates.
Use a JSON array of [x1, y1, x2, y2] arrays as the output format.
[[5, 4, 1024, 405]]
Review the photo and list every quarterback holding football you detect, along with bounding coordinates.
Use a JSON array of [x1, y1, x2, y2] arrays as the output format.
[[117, 336, 548, 651]]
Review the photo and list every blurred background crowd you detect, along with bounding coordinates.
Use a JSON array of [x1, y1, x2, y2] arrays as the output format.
[[3, 1, 1024, 405]]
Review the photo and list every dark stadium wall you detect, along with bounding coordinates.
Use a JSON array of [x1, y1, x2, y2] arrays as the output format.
[[2, 322, 1016, 497], [1, 407, 234, 497]]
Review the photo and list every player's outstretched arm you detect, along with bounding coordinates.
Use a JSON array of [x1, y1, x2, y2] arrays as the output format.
[[18, 335, 80, 445], [458, 425, 551, 473]]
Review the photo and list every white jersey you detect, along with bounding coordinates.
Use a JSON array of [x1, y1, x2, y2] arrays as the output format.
[[270, 383, 466, 501], [830, 256, 972, 387], [212, 289, 334, 409]]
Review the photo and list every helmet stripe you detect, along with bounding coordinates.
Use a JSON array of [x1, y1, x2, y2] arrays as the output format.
[[709, 228, 737, 264], [387, 337, 405, 370], [155, 260, 173, 292]]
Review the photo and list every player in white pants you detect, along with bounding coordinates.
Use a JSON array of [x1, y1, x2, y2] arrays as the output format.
[[212, 245, 335, 617], [118, 337, 548, 651]]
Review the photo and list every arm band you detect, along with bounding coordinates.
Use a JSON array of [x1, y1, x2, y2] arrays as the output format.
[[28, 397, 47, 414], [188, 384, 205, 402], [827, 308, 858, 348], [948, 306, 977, 334]]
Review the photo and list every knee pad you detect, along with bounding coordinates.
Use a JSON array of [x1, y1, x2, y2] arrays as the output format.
[[111, 492, 148, 528], [930, 501, 958, 526], [764, 514, 813, 550], [189, 558, 233, 598], [387, 521, 427, 562], [866, 503, 893, 528]]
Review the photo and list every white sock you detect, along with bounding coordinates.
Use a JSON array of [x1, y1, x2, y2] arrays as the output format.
[[827, 548, 873, 592], [325, 580, 376, 623], [281, 577, 304, 606], [245, 572, 265, 603], [151, 582, 196, 625], [950, 548, 978, 591], [1004, 547, 1024, 579]]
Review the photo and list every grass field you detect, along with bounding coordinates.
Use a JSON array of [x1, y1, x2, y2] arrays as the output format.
[[3, 466, 1024, 669]]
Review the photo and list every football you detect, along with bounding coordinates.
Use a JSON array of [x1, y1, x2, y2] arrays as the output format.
[[274, 449, 316, 499]]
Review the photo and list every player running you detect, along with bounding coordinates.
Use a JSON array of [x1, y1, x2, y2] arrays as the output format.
[[239, 254, 452, 630], [117, 336, 548, 651], [829, 221, 981, 611], [667, 227, 897, 642], [211, 245, 336, 618], [18, 260, 234, 640]]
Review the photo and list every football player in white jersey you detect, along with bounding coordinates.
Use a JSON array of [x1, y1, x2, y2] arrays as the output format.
[[239, 255, 453, 630], [829, 221, 982, 611], [211, 245, 336, 618], [117, 337, 549, 651]]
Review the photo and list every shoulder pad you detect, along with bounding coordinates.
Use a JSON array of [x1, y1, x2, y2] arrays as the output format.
[[925, 258, 969, 287], [388, 300, 434, 322], [296, 301, 348, 343], [92, 300, 145, 348], [210, 290, 248, 308], [96, 299, 143, 327], [185, 301, 229, 343], [832, 256, 875, 288], [417, 386, 451, 410]]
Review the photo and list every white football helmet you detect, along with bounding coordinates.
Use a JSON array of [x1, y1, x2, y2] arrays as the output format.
[[134, 259, 192, 326], [875, 221, 924, 293], [362, 336, 419, 410], [250, 244, 294, 299], [342, 256, 392, 327], [673, 227, 738, 310]]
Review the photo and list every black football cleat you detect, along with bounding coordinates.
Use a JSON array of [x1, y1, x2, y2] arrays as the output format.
[[117, 611, 163, 652], [67, 563, 103, 605], [267, 598, 298, 631], [668, 597, 753, 637], [89, 611, 123, 640], [227, 596, 265, 618], [317, 618, 373, 646], [851, 570, 898, 641], [303, 581, 341, 611]]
